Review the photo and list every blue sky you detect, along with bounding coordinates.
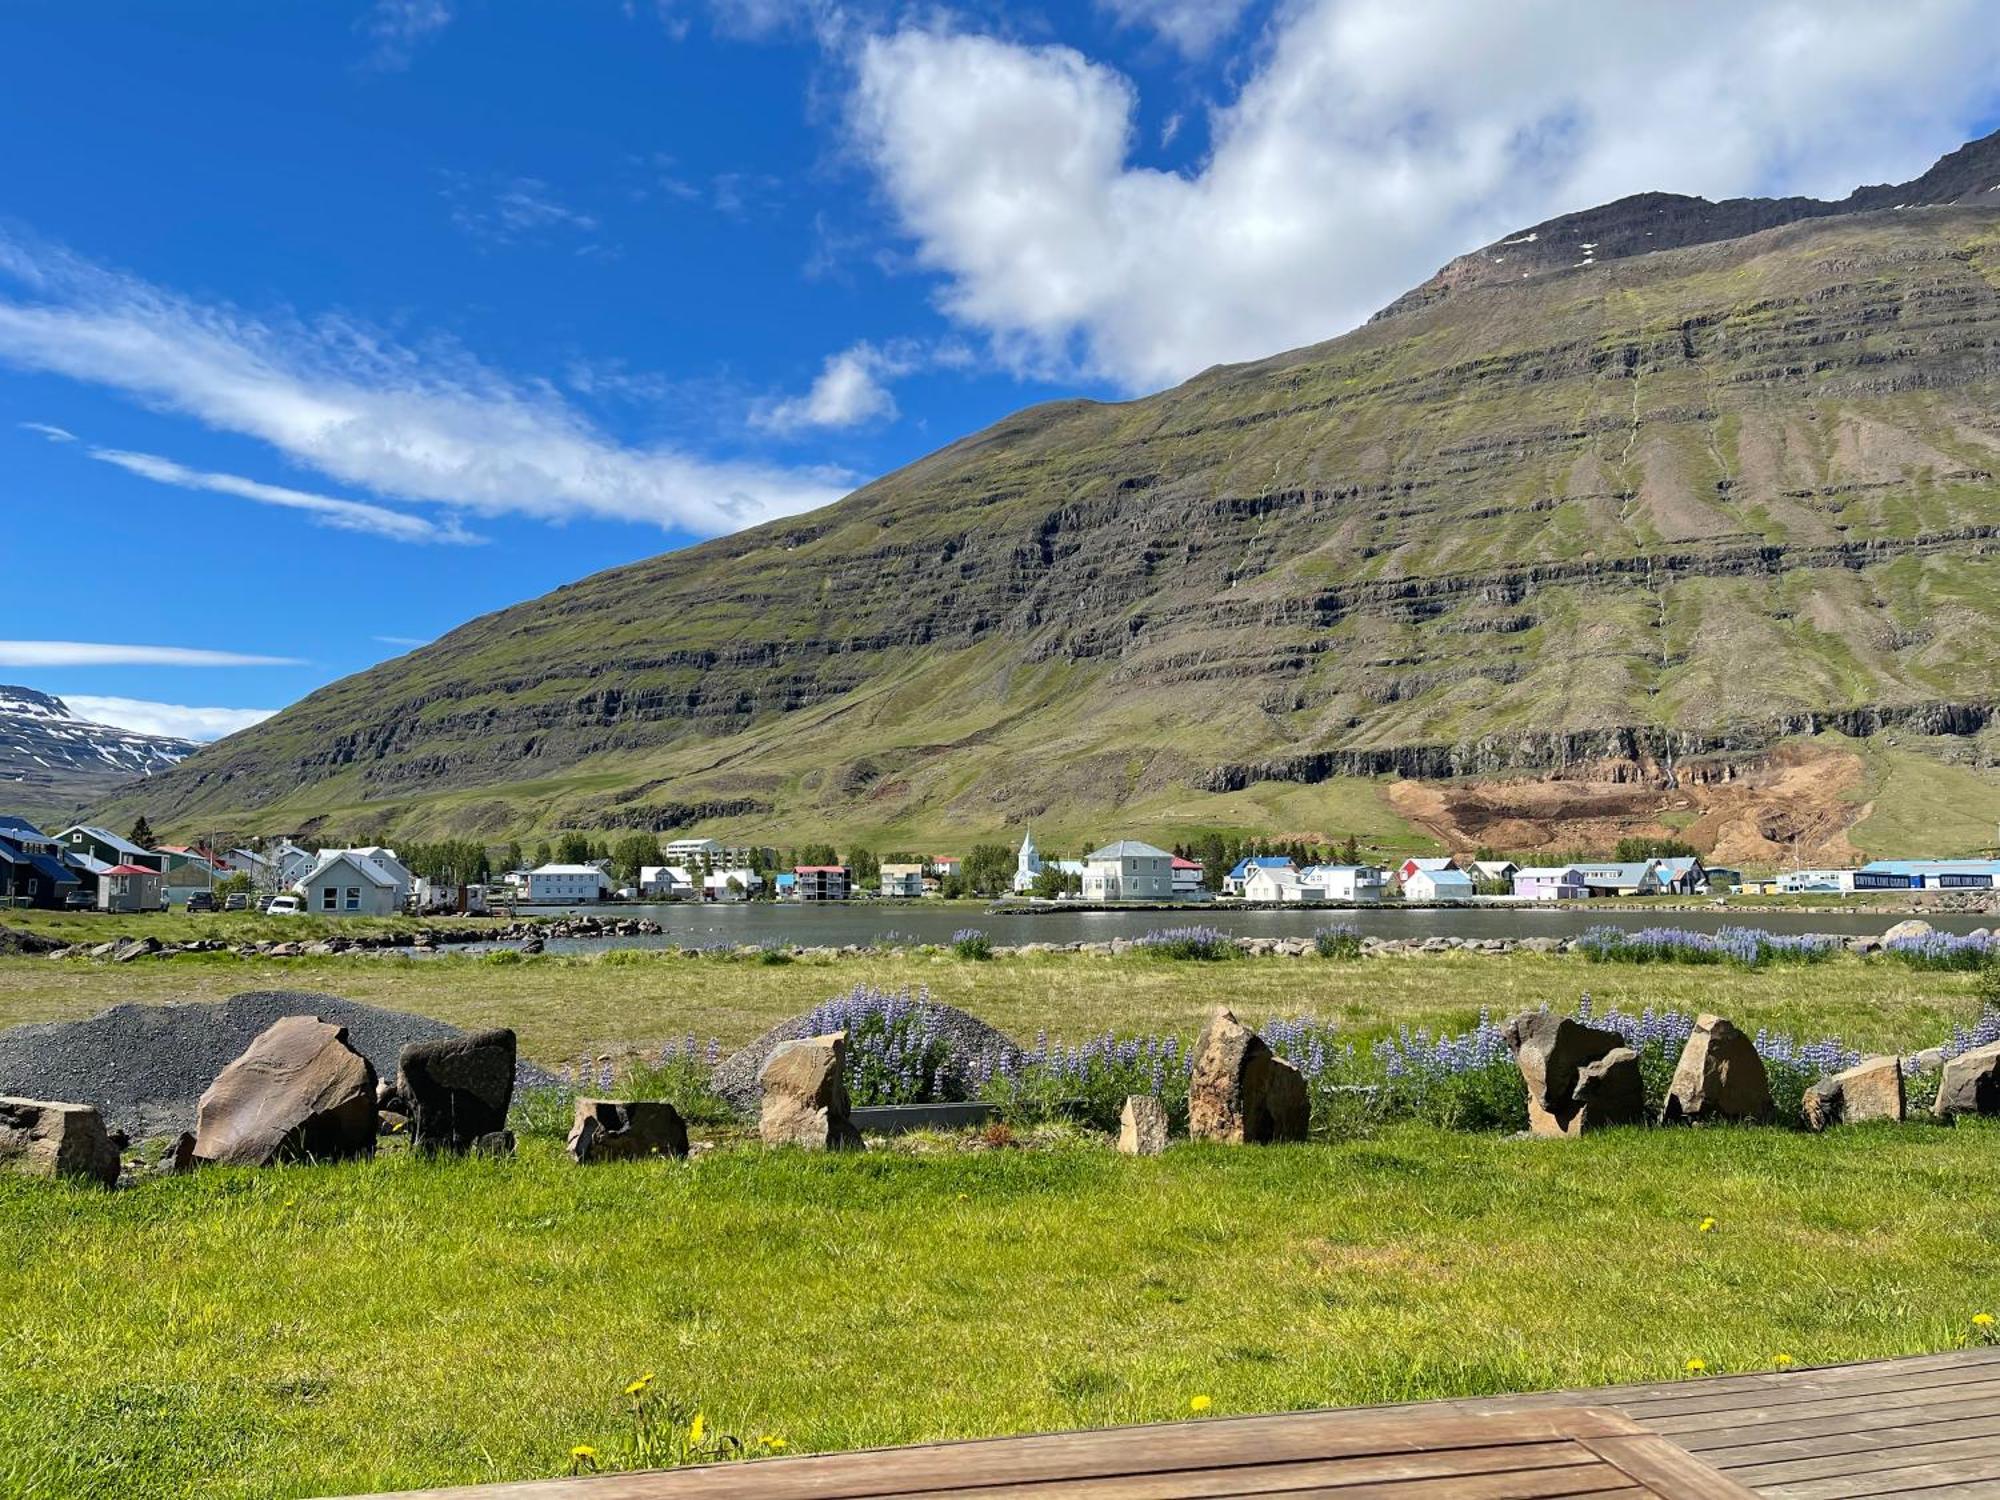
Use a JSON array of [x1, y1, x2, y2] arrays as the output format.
[[3, 0, 1998, 740]]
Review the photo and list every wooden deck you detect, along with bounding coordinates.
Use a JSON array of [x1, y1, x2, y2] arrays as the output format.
[[346, 1349, 2000, 1499]]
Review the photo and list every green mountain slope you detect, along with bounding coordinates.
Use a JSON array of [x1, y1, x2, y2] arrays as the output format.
[[102, 140, 2000, 856]]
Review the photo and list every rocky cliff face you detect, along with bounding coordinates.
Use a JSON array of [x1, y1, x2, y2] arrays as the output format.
[[95, 135, 2000, 849], [1, 687, 196, 824], [1375, 128, 2000, 321]]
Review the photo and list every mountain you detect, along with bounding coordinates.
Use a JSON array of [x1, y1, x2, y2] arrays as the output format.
[[1, 687, 198, 826], [98, 133, 2000, 864]]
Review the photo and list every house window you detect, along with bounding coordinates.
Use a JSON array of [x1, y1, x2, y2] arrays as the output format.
[[322, 887, 338, 911], [345, 887, 361, 910]]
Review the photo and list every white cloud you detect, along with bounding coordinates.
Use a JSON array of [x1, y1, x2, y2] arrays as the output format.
[[442, 173, 602, 246], [90, 448, 483, 545], [850, 3, 2000, 391], [360, 0, 453, 70], [18, 420, 73, 442], [372, 635, 432, 648], [0, 642, 303, 668], [61, 695, 277, 743], [0, 235, 852, 535], [753, 341, 916, 434], [1097, 0, 1252, 56]]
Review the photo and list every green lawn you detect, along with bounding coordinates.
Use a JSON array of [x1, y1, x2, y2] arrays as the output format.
[[0, 948, 1991, 1066], [5, 1124, 1999, 1499]]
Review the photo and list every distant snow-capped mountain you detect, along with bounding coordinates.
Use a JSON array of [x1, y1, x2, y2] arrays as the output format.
[[0, 686, 199, 823]]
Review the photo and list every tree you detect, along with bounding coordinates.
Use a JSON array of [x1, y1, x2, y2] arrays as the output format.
[[1030, 866, 1080, 899], [1341, 835, 1362, 866], [555, 832, 593, 865], [611, 833, 662, 886], [963, 842, 1015, 896], [533, 840, 552, 867], [796, 841, 838, 867], [503, 841, 524, 873], [128, 815, 156, 850], [1614, 837, 1697, 862], [848, 847, 880, 886]]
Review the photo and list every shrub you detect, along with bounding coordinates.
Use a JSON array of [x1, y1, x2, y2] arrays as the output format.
[[1882, 930, 1996, 971], [804, 985, 963, 1105], [1577, 925, 1838, 969], [483, 948, 526, 966], [755, 943, 793, 966], [1133, 925, 1236, 961], [950, 928, 993, 961], [978, 1030, 1188, 1131], [1314, 925, 1363, 959]]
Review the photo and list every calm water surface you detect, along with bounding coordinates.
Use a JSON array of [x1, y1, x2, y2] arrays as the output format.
[[460, 901, 1991, 954]]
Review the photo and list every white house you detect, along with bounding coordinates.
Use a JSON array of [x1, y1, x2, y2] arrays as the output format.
[[1403, 867, 1476, 901], [704, 869, 761, 901], [1243, 864, 1317, 902], [1226, 856, 1297, 895], [318, 846, 415, 901], [1299, 864, 1386, 901], [638, 865, 695, 899], [1468, 859, 1518, 889], [265, 839, 320, 888], [880, 862, 926, 898], [1081, 840, 1174, 902], [526, 863, 609, 903], [295, 850, 404, 916]]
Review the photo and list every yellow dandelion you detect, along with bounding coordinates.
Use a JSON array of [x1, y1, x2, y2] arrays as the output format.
[[570, 1445, 597, 1460], [1685, 1358, 1706, 1374], [1773, 1353, 1794, 1367], [624, 1376, 652, 1396], [690, 1412, 707, 1444], [1975, 1313, 1995, 1327], [1697, 1217, 1716, 1233], [1189, 1394, 1213, 1413], [760, 1435, 788, 1450]]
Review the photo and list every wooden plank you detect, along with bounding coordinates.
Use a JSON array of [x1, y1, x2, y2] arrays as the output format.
[[1641, 1377, 2000, 1438], [1615, 1366, 2000, 1425], [1764, 1451, 2000, 1498], [339, 1408, 1700, 1500], [1692, 1411, 2000, 1470], [1678, 1393, 2000, 1457], [1729, 1429, 2000, 1489], [1574, 1435, 1759, 1500]]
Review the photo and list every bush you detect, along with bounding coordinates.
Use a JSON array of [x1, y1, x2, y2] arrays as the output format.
[[950, 928, 993, 961], [483, 948, 526, 966], [512, 1037, 733, 1138], [979, 1031, 1188, 1132], [1882, 931, 1996, 971], [1314, 925, 1363, 959], [1577, 925, 1838, 969], [1132, 926, 1236, 961], [804, 985, 963, 1105], [755, 943, 793, 966]]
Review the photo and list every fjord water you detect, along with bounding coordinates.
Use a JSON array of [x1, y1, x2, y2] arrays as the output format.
[[461, 902, 1991, 953]]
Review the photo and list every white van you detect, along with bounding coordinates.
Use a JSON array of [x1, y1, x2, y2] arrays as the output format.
[[266, 894, 305, 916]]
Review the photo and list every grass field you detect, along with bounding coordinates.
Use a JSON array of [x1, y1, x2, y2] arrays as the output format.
[[0, 947, 1992, 1066], [5, 1124, 2000, 1499], [4, 948, 1999, 1498]]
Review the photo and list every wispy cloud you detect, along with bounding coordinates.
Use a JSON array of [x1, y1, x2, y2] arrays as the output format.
[[0, 641, 303, 668], [359, 0, 453, 71], [61, 695, 277, 742], [372, 634, 431, 648], [89, 447, 483, 545], [0, 233, 853, 535], [441, 172, 605, 249], [752, 337, 968, 435], [17, 420, 73, 442]]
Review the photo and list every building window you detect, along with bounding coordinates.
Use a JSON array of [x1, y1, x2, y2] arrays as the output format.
[[322, 887, 338, 911], [345, 887, 361, 911]]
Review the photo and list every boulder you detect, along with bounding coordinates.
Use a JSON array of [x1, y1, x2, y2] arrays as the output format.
[[1501, 1012, 1642, 1136], [1187, 1008, 1309, 1144], [1934, 1041, 2000, 1120], [1118, 1095, 1169, 1156], [1804, 1055, 1905, 1130], [1663, 1014, 1773, 1124], [758, 1032, 862, 1150], [567, 1098, 690, 1163], [1882, 919, 1935, 944], [396, 1029, 517, 1153], [0, 1096, 121, 1185], [470, 1130, 515, 1157], [193, 1016, 378, 1166]]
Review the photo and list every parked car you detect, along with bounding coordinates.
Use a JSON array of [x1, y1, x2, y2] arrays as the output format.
[[185, 891, 217, 913], [224, 892, 250, 911], [266, 894, 305, 916]]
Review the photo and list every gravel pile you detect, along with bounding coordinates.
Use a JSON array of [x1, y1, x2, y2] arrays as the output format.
[[0, 989, 557, 1140], [710, 998, 1021, 1115]]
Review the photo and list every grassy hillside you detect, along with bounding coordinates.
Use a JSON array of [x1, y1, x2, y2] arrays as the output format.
[[99, 204, 2000, 854]]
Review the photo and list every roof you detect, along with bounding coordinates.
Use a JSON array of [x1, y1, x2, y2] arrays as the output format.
[[1576, 862, 1659, 884], [880, 863, 925, 876], [1170, 857, 1202, 869], [1404, 857, 1455, 872], [102, 863, 156, 877], [1088, 840, 1173, 860], [1410, 868, 1475, 889], [1653, 856, 1704, 874], [1298, 864, 1378, 879], [794, 865, 846, 874], [0, 815, 49, 842], [529, 864, 607, 876], [1514, 866, 1584, 879], [639, 865, 692, 883], [27, 852, 78, 887], [304, 850, 403, 888], [60, 825, 151, 857], [1229, 856, 1296, 877], [1860, 859, 2000, 875]]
